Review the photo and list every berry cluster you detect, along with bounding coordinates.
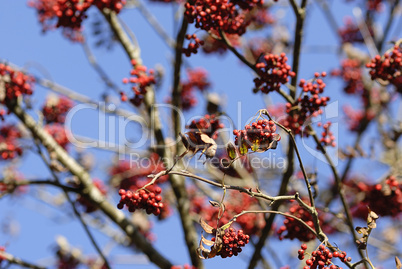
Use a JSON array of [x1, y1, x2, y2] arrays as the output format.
[[338, 17, 373, 44], [122, 59, 156, 106], [247, 7, 275, 29], [42, 95, 74, 124], [109, 153, 168, 191], [44, 124, 69, 149], [298, 244, 351, 269], [28, 0, 126, 41], [253, 53, 295, 94], [0, 125, 23, 161], [0, 168, 27, 195], [367, 0, 384, 11], [93, 0, 126, 12], [0, 63, 34, 105], [190, 191, 264, 236], [212, 227, 250, 258], [184, 0, 262, 36], [117, 187, 164, 216], [202, 31, 241, 55], [282, 73, 329, 135], [342, 105, 375, 132], [76, 179, 107, 213], [317, 122, 336, 148], [331, 58, 364, 94], [348, 175, 402, 218], [187, 114, 224, 139], [178, 68, 211, 110], [182, 33, 205, 57], [233, 119, 281, 153], [366, 44, 402, 89], [277, 203, 316, 242]]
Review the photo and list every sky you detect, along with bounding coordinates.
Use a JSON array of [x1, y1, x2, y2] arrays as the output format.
[[0, 0, 401, 268]]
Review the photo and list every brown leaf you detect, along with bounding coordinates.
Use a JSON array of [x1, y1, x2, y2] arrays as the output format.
[[200, 218, 215, 234], [201, 234, 214, 246], [180, 132, 191, 150], [356, 226, 369, 236], [395, 256, 402, 269], [367, 208, 379, 229], [200, 133, 215, 144], [204, 141, 217, 158]]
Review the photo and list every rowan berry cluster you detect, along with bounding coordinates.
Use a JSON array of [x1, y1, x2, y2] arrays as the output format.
[[187, 114, 224, 139], [179, 68, 211, 110], [201, 32, 240, 55], [338, 17, 373, 44], [42, 95, 74, 124], [367, 0, 384, 11], [246, 38, 274, 62], [331, 58, 364, 94], [277, 203, 316, 242], [182, 34, 205, 57], [0, 125, 23, 161], [44, 124, 69, 149], [253, 53, 295, 94], [282, 73, 329, 135], [0, 64, 35, 105], [76, 179, 108, 213], [247, 7, 275, 29], [342, 105, 375, 132], [317, 122, 336, 148], [122, 59, 156, 106], [93, 0, 126, 12], [298, 244, 351, 269], [212, 227, 250, 258], [184, 0, 262, 36], [117, 187, 164, 216], [349, 175, 402, 218], [233, 119, 280, 153], [190, 191, 264, 236], [109, 153, 168, 191], [366, 44, 402, 88], [29, 0, 126, 41], [0, 168, 26, 194]]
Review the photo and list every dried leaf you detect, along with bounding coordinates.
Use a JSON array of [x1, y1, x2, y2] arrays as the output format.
[[201, 234, 214, 246], [209, 201, 220, 207], [197, 242, 211, 259], [395, 256, 402, 269], [180, 132, 190, 150], [200, 133, 215, 144], [356, 226, 369, 236], [367, 208, 379, 229], [226, 142, 237, 160], [204, 141, 217, 158], [200, 218, 215, 234]]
